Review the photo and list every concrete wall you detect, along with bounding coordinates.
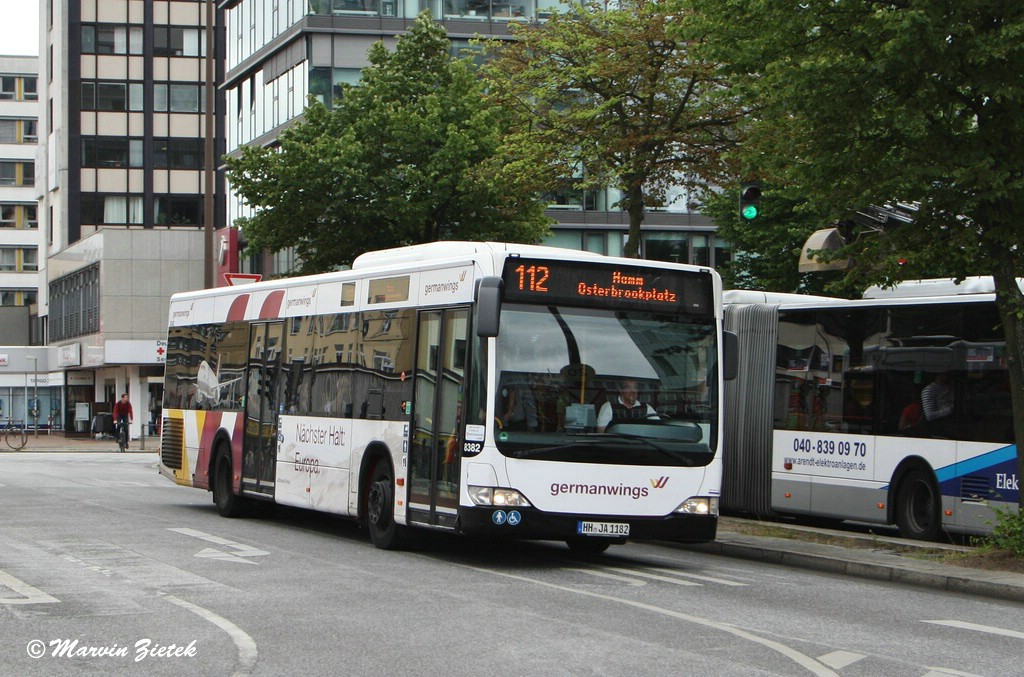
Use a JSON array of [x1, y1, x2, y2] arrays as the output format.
[[0, 307, 30, 344], [48, 228, 206, 343]]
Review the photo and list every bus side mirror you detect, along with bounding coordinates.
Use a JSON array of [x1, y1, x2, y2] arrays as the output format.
[[475, 277, 503, 338], [723, 330, 738, 381]]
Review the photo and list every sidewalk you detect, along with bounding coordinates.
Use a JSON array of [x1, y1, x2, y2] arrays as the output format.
[[1, 432, 158, 453]]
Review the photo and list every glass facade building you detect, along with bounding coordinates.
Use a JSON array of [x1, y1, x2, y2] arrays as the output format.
[[222, 1, 727, 275]]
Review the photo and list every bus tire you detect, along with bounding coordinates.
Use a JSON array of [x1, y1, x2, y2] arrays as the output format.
[[212, 448, 247, 518], [367, 460, 412, 550], [895, 469, 941, 541]]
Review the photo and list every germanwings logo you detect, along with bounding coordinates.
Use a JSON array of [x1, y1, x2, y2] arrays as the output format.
[[650, 476, 669, 489]]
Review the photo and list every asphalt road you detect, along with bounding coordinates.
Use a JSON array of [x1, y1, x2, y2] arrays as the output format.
[[1, 452, 1022, 676]]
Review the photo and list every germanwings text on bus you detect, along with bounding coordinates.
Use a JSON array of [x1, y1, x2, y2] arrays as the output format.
[[550, 477, 670, 500]]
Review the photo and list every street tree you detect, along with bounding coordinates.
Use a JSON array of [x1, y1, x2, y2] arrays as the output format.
[[480, 0, 746, 258], [689, 0, 1024, 507], [225, 12, 550, 275]]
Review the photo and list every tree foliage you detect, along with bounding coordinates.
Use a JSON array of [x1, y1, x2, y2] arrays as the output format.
[[225, 12, 550, 274], [480, 0, 746, 257], [689, 0, 1024, 506]]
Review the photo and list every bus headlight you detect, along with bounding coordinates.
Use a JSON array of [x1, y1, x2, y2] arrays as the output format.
[[675, 497, 719, 515], [468, 486, 532, 507]]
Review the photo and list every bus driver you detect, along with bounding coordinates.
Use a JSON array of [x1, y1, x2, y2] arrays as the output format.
[[596, 378, 657, 432]]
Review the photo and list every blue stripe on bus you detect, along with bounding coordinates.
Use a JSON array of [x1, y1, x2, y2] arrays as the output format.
[[934, 444, 1017, 484], [882, 445, 1019, 503]]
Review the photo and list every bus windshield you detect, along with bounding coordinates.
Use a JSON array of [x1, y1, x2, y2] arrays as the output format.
[[493, 304, 717, 467]]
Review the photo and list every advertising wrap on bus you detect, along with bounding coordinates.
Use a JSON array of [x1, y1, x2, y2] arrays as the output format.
[[724, 286, 1020, 540], [159, 242, 730, 552]]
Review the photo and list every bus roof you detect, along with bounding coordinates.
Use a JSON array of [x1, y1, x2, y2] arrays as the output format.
[[169, 241, 719, 326], [726, 276, 1024, 309], [861, 276, 1024, 299], [723, 290, 836, 305], [350, 241, 608, 269]]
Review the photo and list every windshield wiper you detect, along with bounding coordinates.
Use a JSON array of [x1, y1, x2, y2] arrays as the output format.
[[508, 432, 705, 465], [508, 442, 590, 459], [591, 431, 703, 465]]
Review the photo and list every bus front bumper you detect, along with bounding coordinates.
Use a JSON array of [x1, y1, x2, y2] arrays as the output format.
[[456, 507, 718, 544]]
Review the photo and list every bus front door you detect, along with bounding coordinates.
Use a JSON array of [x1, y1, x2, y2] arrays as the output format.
[[242, 321, 284, 497], [408, 308, 469, 529]]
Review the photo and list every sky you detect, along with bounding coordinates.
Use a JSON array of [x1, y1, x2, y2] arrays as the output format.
[[0, 1, 40, 56]]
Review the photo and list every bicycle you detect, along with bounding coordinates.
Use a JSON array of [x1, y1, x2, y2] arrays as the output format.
[[115, 419, 129, 453], [4, 419, 27, 451]]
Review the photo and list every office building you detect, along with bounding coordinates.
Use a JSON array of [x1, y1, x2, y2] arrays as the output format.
[[35, 0, 224, 436], [221, 1, 726, 276]]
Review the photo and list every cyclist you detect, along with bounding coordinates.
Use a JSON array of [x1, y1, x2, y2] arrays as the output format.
[[112, 393, 134, 451]]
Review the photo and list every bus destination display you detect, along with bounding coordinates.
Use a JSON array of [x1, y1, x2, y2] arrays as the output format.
[[502, 258, 710, 313]]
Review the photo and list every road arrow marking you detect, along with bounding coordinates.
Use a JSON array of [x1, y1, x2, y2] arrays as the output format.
[[169, 528, 269, 564], [817, 650, 865, 670], [0, 569, 60, 605]]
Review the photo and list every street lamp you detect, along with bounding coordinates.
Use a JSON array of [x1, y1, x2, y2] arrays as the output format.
[[27, 356, 38, 437]]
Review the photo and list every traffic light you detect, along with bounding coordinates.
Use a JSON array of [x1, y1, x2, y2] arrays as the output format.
[[739, 182, 762, 221]]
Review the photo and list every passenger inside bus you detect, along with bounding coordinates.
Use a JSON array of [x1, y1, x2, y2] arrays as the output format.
[[921, 371, 955, 437], [897, 398, 925, 436], [500, 378, 539, 431], [555, 363, 599, 431]]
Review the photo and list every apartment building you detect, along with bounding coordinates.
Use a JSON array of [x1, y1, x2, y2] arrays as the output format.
[[221, 0, 726, 276], [35, 0, 225, 436], [0, 56, 39, 313], [0, 55, 45, 428]]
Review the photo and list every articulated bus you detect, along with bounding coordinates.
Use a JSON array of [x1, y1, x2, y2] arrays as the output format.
[[159, 242, 733, 552], [722, 278, 1020, 540]]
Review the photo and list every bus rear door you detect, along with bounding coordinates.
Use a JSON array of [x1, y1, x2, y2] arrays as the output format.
[[243, 321, 284, 497]]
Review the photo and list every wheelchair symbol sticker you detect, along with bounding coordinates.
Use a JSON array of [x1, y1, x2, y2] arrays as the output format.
[[492, 510, 507, 525], [507, 511, 521, 526]]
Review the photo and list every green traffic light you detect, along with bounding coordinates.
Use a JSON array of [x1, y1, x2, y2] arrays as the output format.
[[741, 204, 759, 220]]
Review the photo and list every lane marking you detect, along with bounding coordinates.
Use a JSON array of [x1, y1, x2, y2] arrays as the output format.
[[569, 568, 646, 586], [162, 594, 258, 677], [0, 569, 60, 605], [601, 566, 701, 587], [169, 528, 269, 564], [923, 620, 1024, 640], [460, 564, 838, 677], [817, 650, 865, 669], [922, 669, 984, 677], [644, 567, 749, 587]]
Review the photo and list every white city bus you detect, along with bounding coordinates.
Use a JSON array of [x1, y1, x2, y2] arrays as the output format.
[[723, 279, 1020, 540], [159, 242, 734, 552]]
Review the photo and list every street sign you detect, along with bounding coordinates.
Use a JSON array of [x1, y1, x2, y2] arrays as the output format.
[[224, 273, 262, 286]]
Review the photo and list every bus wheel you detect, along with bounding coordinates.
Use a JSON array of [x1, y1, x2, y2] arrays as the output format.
[[895, 469, 941, 541], [566, 538, 612, 555], [367, 461, 411, 550], [212, 450, 246, 518]]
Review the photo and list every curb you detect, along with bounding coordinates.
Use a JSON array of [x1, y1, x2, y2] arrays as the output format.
[[678, 532, 1024, 604]]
